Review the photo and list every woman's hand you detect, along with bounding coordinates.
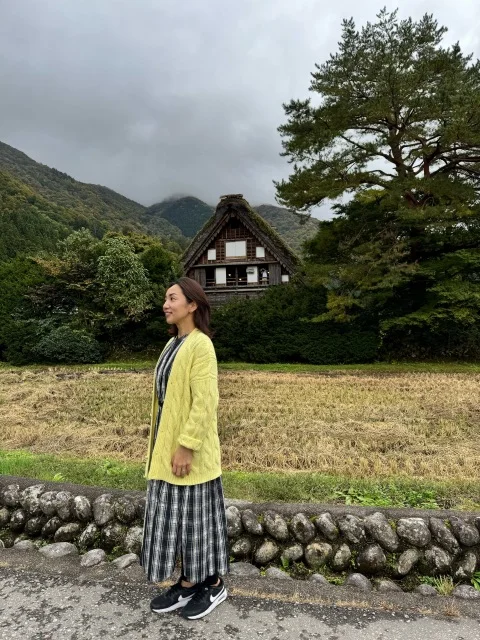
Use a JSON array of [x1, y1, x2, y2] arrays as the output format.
[[171, 445, 193, 477]]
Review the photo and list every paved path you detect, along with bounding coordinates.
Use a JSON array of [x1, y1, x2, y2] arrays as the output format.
[[1, 550, 479, 640]]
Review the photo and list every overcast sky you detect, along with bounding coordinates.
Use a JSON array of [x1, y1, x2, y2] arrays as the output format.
[[1, 1, 479, 218]]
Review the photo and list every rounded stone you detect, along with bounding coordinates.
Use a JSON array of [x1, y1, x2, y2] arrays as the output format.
[[289, 513, 315, 544], [54, 522, 82, 543], [449, 517, 480, 547], [414, 584, 438, 597], [80, 548, 107, 567], [55, 491, 75, 521], [41, 516, 63, 538], [345, 573, 373, 592], [24, 515, 48, 536], [304, 542, 333, 569], [453, 551, 477, 581], [229, 562, 261, 577], [73, 496, 92, 522], [375, 579, 403, 593], [337, 515, 365, 545], [93, 494, 115, 526], [1, 484, 21, 508], [39, 542, 79, 558], [0, 530, 15, 548], [124, 526, 143, 555], [111, 553, 139, 570], [9, 509, 27, 532], [263, 511, 289, 542], [356, 544, 387, 575], [114, 497, 136, 524], [101, 522, 126, 550], [429, 518, 460, 555], [309, 573, 330, 586], [241, 509, 264, 536], [13, 540, 37, 551], [452, 585, 480, 600], [254, 540, 279, 565], [314, 513, 339, 541], [396, 548, 421, 576], [424, 545, 452, 575], [331, 543, 352, 571], [396, 518, 431, 548], [0, 507, 10, 527], [364, 512, 399, 552], [281, 544, 304, 563], [135, 497, 146, 521], [39, 492, 58, 517], [20, 485, 45, 516], [231, 536, 252, 558], [78, 523, 100, 549], [226, 506, 243, 538], [265, 567, 292, 580]]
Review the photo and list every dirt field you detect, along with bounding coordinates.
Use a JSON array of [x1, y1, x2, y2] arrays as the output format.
[[1, 367, 479, 481]]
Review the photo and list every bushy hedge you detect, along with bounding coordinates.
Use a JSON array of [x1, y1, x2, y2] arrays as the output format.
[[380, 323, 480, 361], [32, 325, 104, 364], [211, 284, 379, 364]]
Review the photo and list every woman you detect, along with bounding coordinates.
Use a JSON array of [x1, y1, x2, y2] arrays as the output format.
[[140, 277, 229, 620]]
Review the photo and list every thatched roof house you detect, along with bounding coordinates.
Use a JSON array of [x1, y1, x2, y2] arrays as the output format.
[[182, 194, 300, 306]]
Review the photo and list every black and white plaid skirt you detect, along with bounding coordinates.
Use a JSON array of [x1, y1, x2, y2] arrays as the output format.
[[139, 476, 229, 584]]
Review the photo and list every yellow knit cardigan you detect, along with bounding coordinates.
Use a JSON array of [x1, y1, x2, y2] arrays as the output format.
[[145, 328, 222, 485]]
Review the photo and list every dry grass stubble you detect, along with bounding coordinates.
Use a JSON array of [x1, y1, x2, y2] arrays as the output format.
[[0, 368, 479, 481]]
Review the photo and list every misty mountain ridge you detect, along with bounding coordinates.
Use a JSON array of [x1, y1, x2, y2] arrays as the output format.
[[0, 140, 318, 259], [147, 197, 319, 252]]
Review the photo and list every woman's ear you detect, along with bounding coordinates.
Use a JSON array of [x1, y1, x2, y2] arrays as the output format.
[[189, 301, 198, 313]]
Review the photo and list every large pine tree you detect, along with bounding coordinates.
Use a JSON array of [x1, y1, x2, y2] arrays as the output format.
[[276, 10, 480, 358]]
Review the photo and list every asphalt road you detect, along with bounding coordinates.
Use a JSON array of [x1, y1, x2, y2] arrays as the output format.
[[1, 550, 479, 640]]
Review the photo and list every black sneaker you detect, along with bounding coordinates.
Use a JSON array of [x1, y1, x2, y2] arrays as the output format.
[[150, 580, 198, 613], [180, 578, 227, 620]]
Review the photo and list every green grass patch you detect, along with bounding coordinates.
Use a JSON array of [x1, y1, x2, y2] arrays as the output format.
[[2, 449, 479, 511]]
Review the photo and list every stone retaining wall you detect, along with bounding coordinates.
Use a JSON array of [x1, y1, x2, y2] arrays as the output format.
[[1, 478, 479, 596]]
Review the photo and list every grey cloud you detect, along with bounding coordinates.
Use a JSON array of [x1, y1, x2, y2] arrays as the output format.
[[1, 0, 479, 219]]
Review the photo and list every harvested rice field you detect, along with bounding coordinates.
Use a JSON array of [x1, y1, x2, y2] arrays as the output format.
[[0, 367, 479, 483]]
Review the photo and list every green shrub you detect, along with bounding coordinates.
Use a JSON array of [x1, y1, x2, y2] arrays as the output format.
[[211, 284, 379, 364], [32, 325, 104, 363], [381, 323, 480, 361], [3, 320, 43, 365]]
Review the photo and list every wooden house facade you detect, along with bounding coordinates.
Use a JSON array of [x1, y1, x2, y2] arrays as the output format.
[[182, 194, 300, 306]]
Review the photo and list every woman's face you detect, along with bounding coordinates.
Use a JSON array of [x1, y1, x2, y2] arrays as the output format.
[[163, 284, 196, 326]]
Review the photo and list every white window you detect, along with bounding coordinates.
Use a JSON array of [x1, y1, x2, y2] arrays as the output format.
[[207, 249, 216, 260], [215, 267, 226, 285], [225, 240, 246, 257], [256, 246, 265, 258], [247, 266, 258, 284], [282, 274, 290, 283]]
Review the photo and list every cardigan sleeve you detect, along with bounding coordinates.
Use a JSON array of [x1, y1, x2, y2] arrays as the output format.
[[177, 338, 218, 451]]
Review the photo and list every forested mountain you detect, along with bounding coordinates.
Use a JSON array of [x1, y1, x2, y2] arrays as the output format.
[[0, 141, 186, 246], [0, 170, 93, 261], [255, 205, 319, 253], [0, 141, 318, 259], [147, 197, 319, 253], [145, 196, 214, 238]]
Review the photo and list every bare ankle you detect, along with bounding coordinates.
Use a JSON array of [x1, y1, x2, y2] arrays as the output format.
[[181, 580, 195, 588]]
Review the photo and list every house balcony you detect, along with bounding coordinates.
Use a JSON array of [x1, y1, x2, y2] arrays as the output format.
[[205, 278, 269, 289]]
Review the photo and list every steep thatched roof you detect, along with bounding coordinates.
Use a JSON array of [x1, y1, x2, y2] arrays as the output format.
[[182, 194, 300, 273]]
